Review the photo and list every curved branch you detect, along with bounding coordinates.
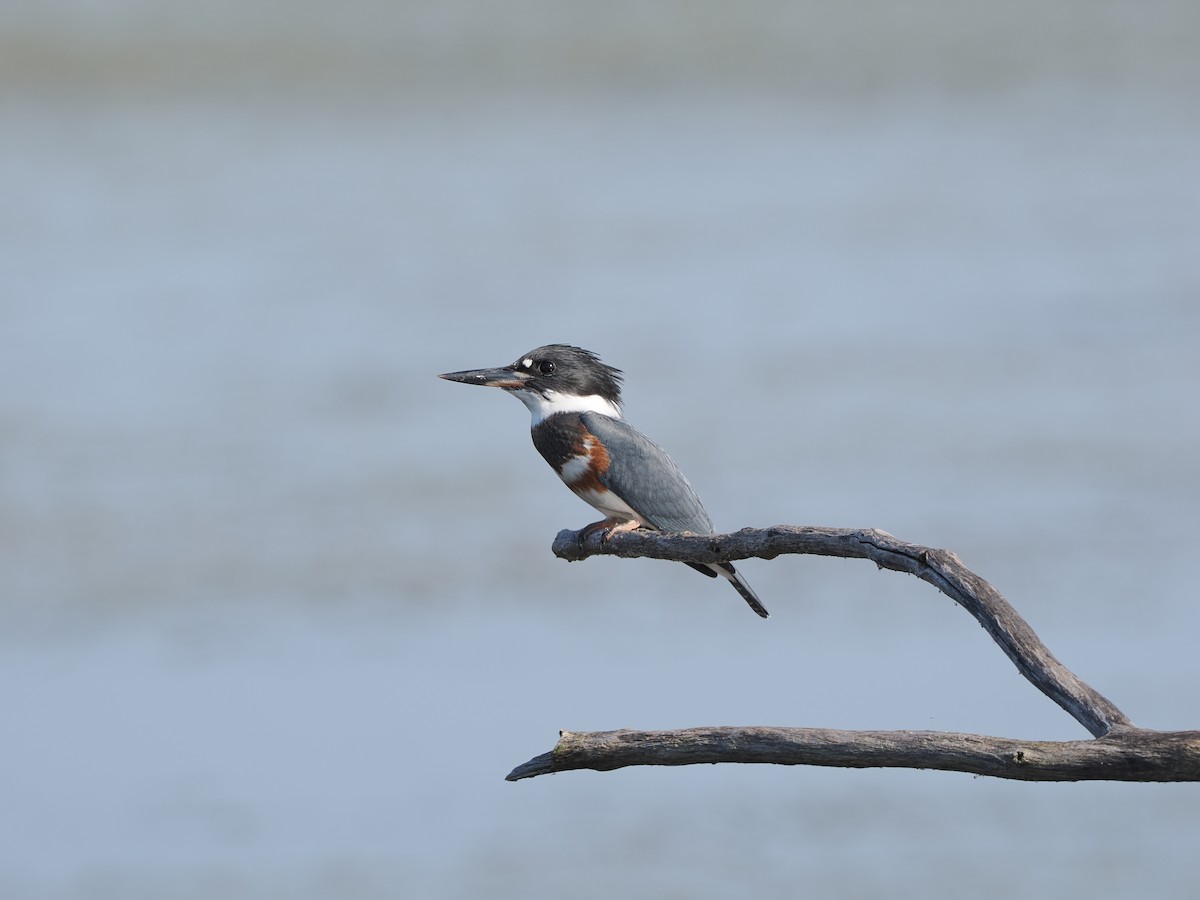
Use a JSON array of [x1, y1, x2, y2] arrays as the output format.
[[552, 525, 1132, 737], [508, 727, 1200, 783], [506, 524, 1194, 783]]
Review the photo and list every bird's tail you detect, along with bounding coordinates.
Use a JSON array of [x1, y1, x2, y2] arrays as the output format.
[[686, 561, 770, 618]]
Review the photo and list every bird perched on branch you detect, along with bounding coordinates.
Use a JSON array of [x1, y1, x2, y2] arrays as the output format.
[[439, 343, 768, 618]]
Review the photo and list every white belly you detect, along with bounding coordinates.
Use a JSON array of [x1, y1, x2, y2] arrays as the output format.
[[571, 485, 642, 524]]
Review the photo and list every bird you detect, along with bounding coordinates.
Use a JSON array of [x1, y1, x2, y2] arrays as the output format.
[[438, 343, 768, 618]]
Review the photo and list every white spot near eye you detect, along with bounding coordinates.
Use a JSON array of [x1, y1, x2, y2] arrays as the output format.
[[522, 358, 533, 368]]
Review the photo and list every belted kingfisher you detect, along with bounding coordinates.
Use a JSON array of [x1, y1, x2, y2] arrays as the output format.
[[439, 344, 768, 618]]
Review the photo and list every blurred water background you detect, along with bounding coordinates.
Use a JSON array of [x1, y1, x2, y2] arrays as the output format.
[[3, 2, 1199, 898]]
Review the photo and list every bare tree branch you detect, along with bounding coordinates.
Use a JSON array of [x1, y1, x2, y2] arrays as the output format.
[[499, 525, 1200, 783], [507, 726, 1200, 783], [553, 525, 1129, 737]]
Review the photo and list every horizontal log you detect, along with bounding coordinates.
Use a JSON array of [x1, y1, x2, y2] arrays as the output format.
[[508, 726, 1200, 783]]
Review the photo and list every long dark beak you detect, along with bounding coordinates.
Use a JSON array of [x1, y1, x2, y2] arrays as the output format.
[[438, 365, 531, 390]]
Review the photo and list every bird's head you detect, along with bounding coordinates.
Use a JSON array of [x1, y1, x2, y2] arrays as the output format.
[[439, 344, 624, 422]]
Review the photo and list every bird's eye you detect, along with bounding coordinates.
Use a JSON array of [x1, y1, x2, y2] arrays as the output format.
[[538, 360, 556, 375]]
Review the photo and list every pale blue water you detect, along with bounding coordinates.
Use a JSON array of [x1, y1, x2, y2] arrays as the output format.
[[3, 4, 1200, 898]]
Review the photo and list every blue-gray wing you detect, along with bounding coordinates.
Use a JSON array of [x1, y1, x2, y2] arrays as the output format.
[[580, 412, 714, 534]]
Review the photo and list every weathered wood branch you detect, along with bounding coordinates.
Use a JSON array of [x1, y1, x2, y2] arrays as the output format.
[[507, 726, 1200, 782], [553, 525, 1129, 737], [501, 525, 1200, 783]]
